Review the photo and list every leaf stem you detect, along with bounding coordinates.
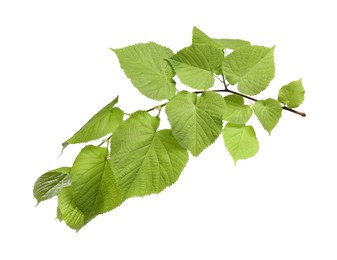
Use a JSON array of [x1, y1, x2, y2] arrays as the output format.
[[98, 135, 112, 147], [146, 102, 167, 112]]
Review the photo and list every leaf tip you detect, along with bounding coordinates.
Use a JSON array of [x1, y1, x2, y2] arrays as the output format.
[[59, 142, 69, 158]]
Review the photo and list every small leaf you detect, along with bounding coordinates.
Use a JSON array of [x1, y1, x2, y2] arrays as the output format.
[[33, 167, 71, 204], [63, 96, 123, 147], [253, 98, 282, 134], [110, 111, 188, 200], [70, 145, 122, 220], [166, 91, 225, 156], [278, 79, 305, 108], [223, 123, 259, 164], [168, 44, 224, 90], [58, 187, 85, 231], [192, 26, 250, 50], [222, 45, 275, 95], [112, 42, 176, 100], [222, 94, 252, 124]]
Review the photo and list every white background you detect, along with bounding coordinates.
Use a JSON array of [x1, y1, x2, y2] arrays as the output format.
[[1, 0, 336, 259]]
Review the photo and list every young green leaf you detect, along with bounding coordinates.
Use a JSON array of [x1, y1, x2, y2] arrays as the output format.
[[63, 96, 124, 148], [278, 79, 305, 108], [166, 91, 225, 156], [110, 111, 188, 200], [223, 123, 259, 164], [168, 44, 223, 90], [253, 98, 282, 134], [112, 42, 176, 100], [223, 94, 253, 124], [58, 187, 85, 231], [222, 45, 275, 95], [33, 167, 71, 204], [192, 26, 250, 50], [70, 145, 122, 220]]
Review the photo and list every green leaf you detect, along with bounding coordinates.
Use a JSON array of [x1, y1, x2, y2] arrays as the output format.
[[110, 111, 188, 200], [33, 167, 71, 204], [58, 187, 85, 231], [63, 96, 124, 147], [166, 91, 225, 156], [222, 94, 252, 124], [223, 123, 259, 164], [192, 26, 250, 50], [253, 98, 282, 134], [168, 44, 223, 90], [278, 79, 305, 108], [70, 145, 122, 220], [112, 42, 176, 100], [222, 45, 275, 95]]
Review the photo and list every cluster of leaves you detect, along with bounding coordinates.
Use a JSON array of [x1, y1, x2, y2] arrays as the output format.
[[33, 27, 305, 231]]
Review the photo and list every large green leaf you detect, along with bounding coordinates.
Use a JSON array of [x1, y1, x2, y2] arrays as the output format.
[[166, 91, 225, 156], [110, 111, 188, 200], [253, 98, 282, 134], [58, 187, 85, 231], [222, 45, 275, 95], [63, 96, 123, 147], [223, 123, 259, 164], [70, 145, 122, 220], [278, 79, 305, 108], [168, 44, 224, 90], [112, 42, 176, 100], [33, 167, 71, 204], [223, 94, 252, 124], [192, 26, 250, 50]]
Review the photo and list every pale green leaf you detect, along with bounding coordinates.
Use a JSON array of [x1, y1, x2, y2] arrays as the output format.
[[166, 91, 225, 156], [278, 79, 305, 108], [58, 187, 85, 231], [222, 45, 275, 95], [112, 42, 176, 100], [168, 44, 223, 90], [192, 26, 250, 50], [63, 96, 124, 147], [33, 167, 71, 204], [223, 123, 259, 164], [253, 98, 282, 134], [71, 145, 122, 220], [223, 94, 252, 124], [110, 111, 188, 200]]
